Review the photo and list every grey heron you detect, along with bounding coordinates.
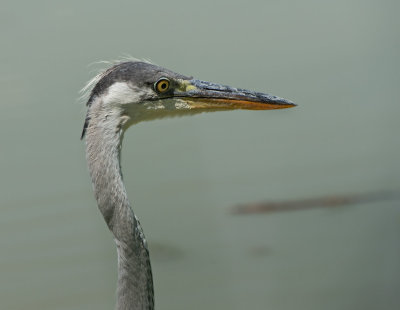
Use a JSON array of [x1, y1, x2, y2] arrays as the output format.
[[81, 60, 295, 310]]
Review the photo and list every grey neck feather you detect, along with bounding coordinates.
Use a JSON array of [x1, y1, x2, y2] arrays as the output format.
[[85, 98, 154, 310]]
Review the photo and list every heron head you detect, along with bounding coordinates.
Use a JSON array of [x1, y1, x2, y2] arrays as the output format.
[[81, 61, 295, 138]]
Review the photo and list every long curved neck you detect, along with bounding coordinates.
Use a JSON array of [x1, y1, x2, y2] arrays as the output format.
[[85, 105, 154, 310]]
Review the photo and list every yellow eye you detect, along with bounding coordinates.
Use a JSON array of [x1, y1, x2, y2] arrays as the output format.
[[155, 78, 170, 93]]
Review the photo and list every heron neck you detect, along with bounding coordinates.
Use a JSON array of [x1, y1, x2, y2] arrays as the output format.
[[85, 109, 154, 310]]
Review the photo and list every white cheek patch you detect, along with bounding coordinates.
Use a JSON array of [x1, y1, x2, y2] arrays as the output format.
[[122, 98, 193, 127], [101, 83, 193, 128], [173, 99, 191, 110], [103, 82, 153, 106], [103, 82, 191, 112], [142, 98, 191, 111]]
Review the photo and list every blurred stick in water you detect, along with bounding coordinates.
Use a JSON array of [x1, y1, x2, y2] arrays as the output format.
[[231, 190, 400, 215]]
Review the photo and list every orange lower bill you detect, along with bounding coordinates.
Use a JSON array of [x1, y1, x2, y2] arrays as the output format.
[[183, 97, 295, 110]]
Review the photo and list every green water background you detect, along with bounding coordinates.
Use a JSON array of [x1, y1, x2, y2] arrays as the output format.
[[1, 0, 399, 309]]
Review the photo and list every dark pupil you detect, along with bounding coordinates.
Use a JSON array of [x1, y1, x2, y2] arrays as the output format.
[[161, 82, 167, 89]]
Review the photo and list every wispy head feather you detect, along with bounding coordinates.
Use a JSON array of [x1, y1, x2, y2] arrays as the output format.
[[79, 56, 154, 104]]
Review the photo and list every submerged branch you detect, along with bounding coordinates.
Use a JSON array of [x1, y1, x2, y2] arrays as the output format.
[[231, 190, 400, 215]]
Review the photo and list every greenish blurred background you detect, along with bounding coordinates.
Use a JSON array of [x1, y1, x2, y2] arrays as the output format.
[[1, 0, 399, 309]]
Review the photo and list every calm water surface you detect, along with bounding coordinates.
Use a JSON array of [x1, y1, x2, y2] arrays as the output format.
[[1, 0, 399, 309]]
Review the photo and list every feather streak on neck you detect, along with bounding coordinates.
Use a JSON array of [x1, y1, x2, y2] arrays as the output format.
[[85, 100, 154, 310]]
